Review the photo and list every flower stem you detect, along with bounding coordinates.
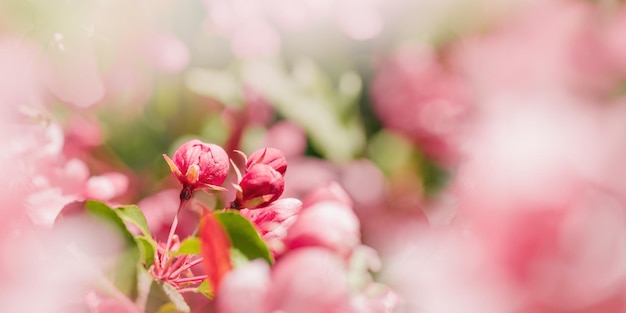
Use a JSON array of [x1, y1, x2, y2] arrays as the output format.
[[166, 197, 189, 251]]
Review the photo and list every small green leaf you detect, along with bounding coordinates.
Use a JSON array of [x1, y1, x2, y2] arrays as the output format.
[[136, 236, 157, 267], [172, 237, 201, 256], [84, 201, 136, 245], [196, 280, 213, 299], [214, 211, 273, 265], [229, 248, 250, 268], [115, 204, 152, 237], [83, 201, 140, 298], [157, 303, 188, 313]]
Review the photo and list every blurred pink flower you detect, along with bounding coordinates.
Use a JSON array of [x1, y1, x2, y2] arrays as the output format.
[[84, 172, 129, 201], [217, 248, 355, 313], [371, 45, 472, 165], [282, 157, 340, 199], [448, 97, 626, 312], [1, 118, 128, 226], [0, 36, 43, 111], [452, 0, 623, 99], [141, 30, 190, 74], [216, 259, 271, 313], [263, 121, 307, 158], [285, 197, 361, 258], [203, 0, 388, 57], [339, 160, 386, 211], [218, 247, 402, 313], [302, 181, 353, 209], [602, 6, 626, 75], [266, 248, 355, 313], [40, 34, 104, 108], [62, 114, 104, 157]]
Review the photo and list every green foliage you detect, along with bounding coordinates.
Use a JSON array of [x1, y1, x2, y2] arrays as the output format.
[[114, 204, 157, 267], [240, 59, 367, 162], [195, 280, 213, 299], [115, 205, 153, 237], [172, 237, 201, 256], [136, 236, 157, 267], [83, 201, 140, 298], [214, 211, 274, 265]]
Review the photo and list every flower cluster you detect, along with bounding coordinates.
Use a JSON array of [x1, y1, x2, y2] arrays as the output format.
[[154, 139, 402, 312], [5, 1, 626, 313]]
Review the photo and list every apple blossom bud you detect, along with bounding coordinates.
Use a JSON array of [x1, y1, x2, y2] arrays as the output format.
[[237, 164, 284, 209], [163, 139, 229, 199], [246, 147, 287, 176]]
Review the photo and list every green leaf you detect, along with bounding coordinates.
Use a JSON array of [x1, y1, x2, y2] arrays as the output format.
[[115, 204, 152, 237], [172, 237, 201, 256], [136, 236, 157, 267], [196, 280, 213, 299], [82, 201, 140, 298], [241, 60, 366, 162], [214, 211, 273, 265], [84, 201, 136, 245]]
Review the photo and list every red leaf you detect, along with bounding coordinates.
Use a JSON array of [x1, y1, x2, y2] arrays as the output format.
[[199, 211, 232, 294]]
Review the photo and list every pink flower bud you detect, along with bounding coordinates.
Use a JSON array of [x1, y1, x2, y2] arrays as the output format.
[[246, 147, 287, 176], [237, 164, 284, 209], [163, 140, 229, 199]]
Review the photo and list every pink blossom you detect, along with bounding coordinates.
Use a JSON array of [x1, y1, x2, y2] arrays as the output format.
[[285, 200, 361, 258], [163, 139, 230, 199], [62, 114, 104, 156], [266, 248, 355, 313], [451, 0, 617, 98], [40, 34, 104, 108], [602, 6, 626, 75], [302, 181, 353, 208], [371, 45, 472, 164], [339, 161, 385, 211], [141, 30, 190, 73], [263, 121, 307, 158], [246, 147, 288, 175], [216, 259, 271, 313], [240, 198, 302, 255], [218, 248, 355, 313], [282, 157, 340, 199], [0, 36, 42, 111], [447, 96, 626, 311], [236, 163, 285, 209], [84, 172, 129, 201]]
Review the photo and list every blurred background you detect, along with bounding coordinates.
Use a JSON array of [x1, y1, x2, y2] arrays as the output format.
[[2, 0, 626, 312]]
